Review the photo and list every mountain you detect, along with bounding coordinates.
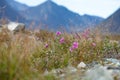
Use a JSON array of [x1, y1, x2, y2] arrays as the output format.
[[0, 0, 104, 32], [6, 0, 28, 11], [98, 8, 120, 34], [21, 0, 104, 31], [0, 0, 25, 22]]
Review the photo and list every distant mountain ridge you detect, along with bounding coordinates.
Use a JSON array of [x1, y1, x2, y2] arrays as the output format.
[[6, 0, 28, 11], [98, 8, 120, 34], [1, 0, 104, 32], [0, 0, 25, 22], [21, 0, 104, 31]]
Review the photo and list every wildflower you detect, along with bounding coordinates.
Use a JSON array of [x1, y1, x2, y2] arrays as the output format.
[[74, 33, 81, 39], [69, 47, 73, 52], [92, 42, 96, 47], [69, 41, 79, 52], [82, 32, 89, 39], [45, 43, 49, 48], [72, 42, 79, 49], [85, 28, 90, 35], [82, 28, 90, 39], [56, 31, 61, 36], [59, 37, 64, 43]]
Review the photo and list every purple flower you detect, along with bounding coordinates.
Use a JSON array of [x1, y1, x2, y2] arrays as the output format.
[[82, 32, 89, 39], [82, 28, 90, 39], [85, 28, 90, 35], [59, 37, 65, 43], [91, 42, 96, 47], [45, 43, 49, 48], [69, 47, 73, 52], [56, 31, 61, 36], [69, 41, 79, 52], [72, 42, 79, 49]]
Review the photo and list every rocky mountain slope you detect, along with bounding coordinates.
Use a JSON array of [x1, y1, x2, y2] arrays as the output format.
[[6, 0, 28, 11], [98, 8, 120, 34], [21, 0, 104, 31], [1, 0, 104, 32]]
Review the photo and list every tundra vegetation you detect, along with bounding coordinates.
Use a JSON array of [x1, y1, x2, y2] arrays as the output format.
[[0, 21, 120, 80]]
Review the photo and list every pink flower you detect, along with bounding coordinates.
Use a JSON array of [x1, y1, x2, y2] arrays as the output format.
[[45, 43, 49, 48], [59, 37, 64, 43], [82, 28, 90, 39], [85, 28, 90, 35], [72, 42, 79, 49], [56, 31, 61, 36], [92, 42, 96, 47], [69, 41, 79, 52], [82, 32, 89, 39], [69, 47, 73, 52]]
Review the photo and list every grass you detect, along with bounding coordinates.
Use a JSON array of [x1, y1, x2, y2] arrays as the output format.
[[108, 34, 120, 41], [0, 27, 120, 80]]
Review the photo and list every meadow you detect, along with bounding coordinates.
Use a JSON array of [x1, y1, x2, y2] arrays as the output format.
[[0, 27, 120, 80]]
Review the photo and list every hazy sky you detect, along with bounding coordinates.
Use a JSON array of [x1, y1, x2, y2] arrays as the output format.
[[15, 0, 120, 18]]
